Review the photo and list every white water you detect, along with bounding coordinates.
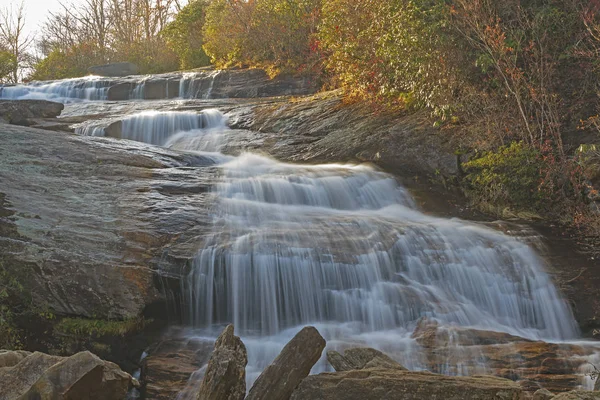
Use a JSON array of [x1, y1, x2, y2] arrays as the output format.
[[77, 109, 229, 147], [71, 102, 596, 390], [0, 71, 222, 103], [180, 151, 580, 385], [0, 76, 109, 102], [178, 70, 221, 99]]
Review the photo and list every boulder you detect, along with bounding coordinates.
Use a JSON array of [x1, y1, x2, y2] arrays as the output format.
[[289, 369, 524, 400], [0, 100, 64, 125], [533, 388, 555, 400], [596, 378, 599, 392], [0, 350, 134, 400], [142, 335, 214, 400], [0, 124, 215, 320], [410, 318, 593, 393], [552, 392, 600, 400], [246, 326, 326, 400], [0, 350, 31, 368], [197, 325, 247, 400], [327, 348, 406, 372], [88, 62, 139, 77]]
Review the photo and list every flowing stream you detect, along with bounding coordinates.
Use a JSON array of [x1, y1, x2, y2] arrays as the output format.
[[0, 71, 222, 102], [75, 108, 590, 388], [5, 82, 598, 392]]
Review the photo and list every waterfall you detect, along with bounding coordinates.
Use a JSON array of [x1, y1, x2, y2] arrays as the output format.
[[76, 109, 228, 147], [0, 76, 110, 102], [186, 154, 578, 341], [178, 70, 221, 99], [180, 147, 581, 383], [131, 77, 148, 99]]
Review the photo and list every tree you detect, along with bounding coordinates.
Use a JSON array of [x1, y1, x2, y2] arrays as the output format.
[[0, 2, 34, 83], [202, 0, 321, 74], [0, 50, 16, 83], [319, 0, 459, 114], [162, 0, 211, 69]]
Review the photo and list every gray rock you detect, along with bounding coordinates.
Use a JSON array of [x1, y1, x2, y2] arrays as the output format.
[[327, 348, 406, 372], [0, 350, 133, 400], [246, 326, 326, 400], [0, 100, 64, 125], [0, 124, 216, 319], [21, 351, 131, 400], [88, 62, 139, 77], [0, 350, 31, 368], [197, 325, 247, 400], [0, 352, 63, 399], [533, 388, 555, 400], [552, 391, 600, 400], [596, 377, 600, 392], [290, 369, 523, 400]]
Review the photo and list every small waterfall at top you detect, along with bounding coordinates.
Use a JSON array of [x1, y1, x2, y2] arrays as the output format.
[[178, 70, 221, 99], [131, 77, 148, 99], [0, 76, 110, 102], [76, 109, 229, 148]]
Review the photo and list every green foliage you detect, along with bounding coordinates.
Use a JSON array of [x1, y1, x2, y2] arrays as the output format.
[[55, 317, 148, 338], [0, 50, 16, 83], [202, 0, 246, 68], [161, 0, 211, 70], [30, 47, 91, 81], [0, 262, 25, 348], [319, 0, 460, 116], [0, 261, 55, 349], [463, 142, 548, 215], [203, 0, 321, 75], [114, 38, 180, 75]]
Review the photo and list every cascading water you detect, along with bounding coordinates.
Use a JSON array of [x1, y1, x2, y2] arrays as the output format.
[[70, 102, 596, 391], [180, 141, 581, 385], [0, 76, 110, 102], [76, 109, 229, 148], [178, 70, 221, 99]]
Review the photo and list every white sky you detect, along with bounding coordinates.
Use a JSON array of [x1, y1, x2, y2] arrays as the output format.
[[0, 0, 67, 39]]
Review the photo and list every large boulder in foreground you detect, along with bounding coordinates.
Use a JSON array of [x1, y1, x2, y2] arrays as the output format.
[[197, 325, 247, 400], [290, 369, 523, 400], [0, 350, 135, 400], [246, 326, 326, 400], [88, 62, 139, 77], [0, 350, 31, 368], [327, 348, 406, 372], [0, 100, 64, 126]]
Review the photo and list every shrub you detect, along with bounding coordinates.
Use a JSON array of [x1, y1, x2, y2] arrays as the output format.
[[463, 142, 547, 215]]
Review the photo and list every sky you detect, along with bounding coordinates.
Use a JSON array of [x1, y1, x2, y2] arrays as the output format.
[[0, 0, 65, 39]]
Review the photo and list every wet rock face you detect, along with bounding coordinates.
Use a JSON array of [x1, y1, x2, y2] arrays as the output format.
[[197, 325, 247, 400], [246, 326, 326, 400], [0, 124, 217, 319], [0, 100, 64, 126], [88, 62, 140, 77], [290, 369, 524, 400], [0, 350, 135, 400], [141, 334, 214, 400], [102, 69, 318, 101], [411, 318, 594, 393], [327, 348, 407, 372], [552, 392, 600, 400]]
